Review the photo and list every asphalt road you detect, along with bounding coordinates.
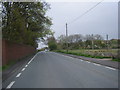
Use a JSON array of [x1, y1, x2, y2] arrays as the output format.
[[3, 52, 118, 88]]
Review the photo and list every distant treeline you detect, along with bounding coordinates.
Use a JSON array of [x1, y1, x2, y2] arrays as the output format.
[[47, 34, 119, 50]]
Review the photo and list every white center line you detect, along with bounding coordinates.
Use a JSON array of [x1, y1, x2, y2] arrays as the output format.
[[105, 66, 116, 70], [6, 81, 15, 89], [27, 53, 38, 65], [27, 56, 35, 64], [28, 60, 32, 64], [21, 68, 26, 71], [16, 73, 22, 78], [6, 53, 39, 89], [25, 65, 28, 67]]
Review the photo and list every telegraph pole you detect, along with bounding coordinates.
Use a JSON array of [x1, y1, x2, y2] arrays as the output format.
[[92, 34, 94, 50], [106, 34, 109, 50], [66, 23, 68, 53]]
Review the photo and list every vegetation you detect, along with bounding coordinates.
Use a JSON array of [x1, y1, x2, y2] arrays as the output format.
[[56, 49, 120, 62], [57, 34, 119, 50], [112, 59, 120, 62], [55, 49, 113, 59], [47, 36, 57, 51], [2, 60, 17, 71], [53, 34, 119, 61], [2, 2, 53, 48]]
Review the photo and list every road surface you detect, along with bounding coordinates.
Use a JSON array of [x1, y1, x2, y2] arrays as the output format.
[[3, 52, 118, 88]]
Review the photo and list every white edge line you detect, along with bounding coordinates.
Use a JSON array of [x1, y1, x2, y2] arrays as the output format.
[[105, 66, 116, 70], [85, 61, 91, 63], [6, 81, 15, 89], [93, 63, 101, 66], [16, 73, 21, 78], [21, 68, 26, 71], [55, 52, 117, 70]]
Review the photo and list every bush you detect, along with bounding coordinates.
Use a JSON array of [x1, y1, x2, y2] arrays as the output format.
[[49, 43, 57, 51]]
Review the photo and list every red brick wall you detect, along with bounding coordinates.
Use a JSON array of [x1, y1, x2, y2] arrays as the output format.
[[2, 40, 36, 65]]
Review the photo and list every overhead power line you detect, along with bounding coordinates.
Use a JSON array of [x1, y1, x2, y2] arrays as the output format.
[[68, 0, 104, 25]]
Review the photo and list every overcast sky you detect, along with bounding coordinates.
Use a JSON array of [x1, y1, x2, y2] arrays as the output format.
[[38, 0, 119, 49]]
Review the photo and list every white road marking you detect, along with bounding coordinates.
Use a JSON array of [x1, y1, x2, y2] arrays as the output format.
[[25, 65, 28, 67], [105, 66, 116, 70], [93, 63, 101, 66], [80, 60, 83, 61], [28, 60, 32, 64], [6, 53, 39, 89], [28, 52, 38, 63], [6, 81, 15, 89], [69, 57, 74, 59], [16, 73, 21, 78], [21, 68, 26, 71], [61, 55, 71, 59], [54, 52, 117, 71], [85, 61, 91, 63]]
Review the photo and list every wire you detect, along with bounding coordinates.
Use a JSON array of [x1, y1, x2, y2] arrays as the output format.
[[68, 0, 104, 25]]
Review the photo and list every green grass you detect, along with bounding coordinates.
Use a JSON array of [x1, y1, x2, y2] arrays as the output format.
[[112, 59, 120, 62], [55, 50, 112, 59], [2, 65, 10, 70], [2, 60, 17, 71], [0, 66, 2, 71]]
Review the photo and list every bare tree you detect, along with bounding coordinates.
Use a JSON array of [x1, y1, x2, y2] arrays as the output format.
[[94, 34, 104, 40]]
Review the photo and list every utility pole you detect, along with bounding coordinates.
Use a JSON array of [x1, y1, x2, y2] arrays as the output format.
[[92, 34, 94, 50], [66, 23, 68, 53], [106, 34, 109, 50]]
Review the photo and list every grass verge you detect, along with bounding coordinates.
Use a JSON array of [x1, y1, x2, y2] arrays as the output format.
[[2, 60, 17, 71], [112, 59, 120, 62], [55, 50, 111, 59]]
